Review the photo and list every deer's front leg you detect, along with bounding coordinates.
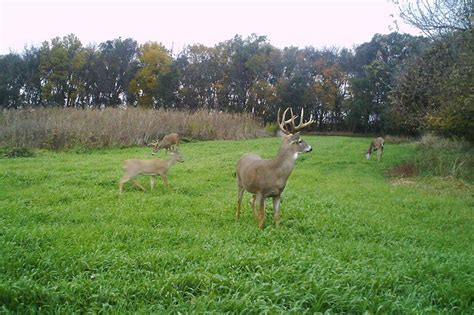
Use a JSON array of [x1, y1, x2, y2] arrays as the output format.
[[258, 194, 265, 230], [273, 196, 281, 226], [236, 186, 244, 220]]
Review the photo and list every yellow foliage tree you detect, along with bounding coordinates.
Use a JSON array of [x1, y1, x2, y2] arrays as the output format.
[[129, 42, 172, 107]]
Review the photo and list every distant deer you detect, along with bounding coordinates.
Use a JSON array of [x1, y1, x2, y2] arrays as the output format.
[[119, 149, 183, 193], [236, 108, 315, 229], [150, 133, 180, 154], [366, 137, 385, 162]]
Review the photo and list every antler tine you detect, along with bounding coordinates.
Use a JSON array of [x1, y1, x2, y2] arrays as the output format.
[[277, 108, 294, 134], [148, 140, 159, 147], [293, 108, 315, 131], [277, 108, 282, 127]]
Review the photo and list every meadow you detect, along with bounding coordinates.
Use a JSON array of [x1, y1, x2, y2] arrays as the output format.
[[0, 136, 473, 313]]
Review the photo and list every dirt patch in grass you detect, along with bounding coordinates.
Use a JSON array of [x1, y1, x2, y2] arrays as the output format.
[[387, 162, 418, 178], [387, 162, 419, 186], [387, 161, 473, 193]]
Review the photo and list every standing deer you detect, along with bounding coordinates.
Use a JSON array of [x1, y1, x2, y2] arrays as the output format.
[[366, 137, 385, 162], [150, 133, 180, 154], [236, 108, 315, 229], [119, 149, 183, 193]]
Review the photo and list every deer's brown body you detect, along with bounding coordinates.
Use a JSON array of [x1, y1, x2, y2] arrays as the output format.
[[151, 133, 180, 154], [237, 138, 302, 198], [236, 108, 314, 229], [366, 137, 385, 162], [119, 150, 183, 193]]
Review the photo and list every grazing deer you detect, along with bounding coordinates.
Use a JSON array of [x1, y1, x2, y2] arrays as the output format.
[[236, 108, 315, 229], [119, 149, 183, 193], [150, 133, 180, 154], [366, 137, 385, 162]]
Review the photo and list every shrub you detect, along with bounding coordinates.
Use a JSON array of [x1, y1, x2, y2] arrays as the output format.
[[415, 134, 473, 181]]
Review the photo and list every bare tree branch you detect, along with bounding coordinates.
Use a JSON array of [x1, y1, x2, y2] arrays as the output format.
[[394, 0, 472, 38]]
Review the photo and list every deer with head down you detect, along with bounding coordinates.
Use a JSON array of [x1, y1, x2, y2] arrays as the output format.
[[119, 149, 183, 193], [366, 137, 384, 162], [236, 108, 315, 229], [150, 133, 180, 154]]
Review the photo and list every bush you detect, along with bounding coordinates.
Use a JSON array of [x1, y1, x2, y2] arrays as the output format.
[[0, 108, 265, 150], [415, 134, 473, 181]]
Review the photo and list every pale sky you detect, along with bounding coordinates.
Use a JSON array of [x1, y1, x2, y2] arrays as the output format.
[[0, 0, 420, 54]]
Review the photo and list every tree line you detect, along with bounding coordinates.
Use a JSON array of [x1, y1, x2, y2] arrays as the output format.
[[0, 2, 472, 140]]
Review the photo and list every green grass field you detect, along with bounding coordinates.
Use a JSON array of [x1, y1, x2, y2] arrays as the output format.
[[1, 136, 473, 313]]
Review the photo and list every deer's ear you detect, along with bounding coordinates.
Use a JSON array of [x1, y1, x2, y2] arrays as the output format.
[[289, 132, 301, 142], [290, 131, 301, 141]]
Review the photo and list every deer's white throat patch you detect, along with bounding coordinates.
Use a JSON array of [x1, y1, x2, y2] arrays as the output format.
[[293, 152, 299, 160]]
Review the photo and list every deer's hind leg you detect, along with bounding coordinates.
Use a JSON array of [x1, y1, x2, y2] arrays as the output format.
[[132, 179, 146, 191], [273, 195, 281, 226], [251, 194, 257, 219], [119, 175, 137, 193], [160, 174, 169, 186], [119, 176, 129, 193]]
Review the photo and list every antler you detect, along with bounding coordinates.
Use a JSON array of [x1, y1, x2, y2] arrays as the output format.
[[277, 107, 315, 134], [293, 108, 315, 131], [148, 140, 159, 147], [277, 108, 295, 134]]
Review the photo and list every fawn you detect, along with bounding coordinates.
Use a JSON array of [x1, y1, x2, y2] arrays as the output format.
[[119, 150, 183, 193]]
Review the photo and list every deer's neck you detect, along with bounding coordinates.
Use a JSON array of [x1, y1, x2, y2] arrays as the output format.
[[271, 145, 297, 177], [165, 158, 177, 169], [368, 142, 375, 153]]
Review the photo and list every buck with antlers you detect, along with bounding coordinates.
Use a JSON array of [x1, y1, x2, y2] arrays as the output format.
[[150, 133, 180, 154], [365, 137, 385, 162], [236, 108, 315, 229]]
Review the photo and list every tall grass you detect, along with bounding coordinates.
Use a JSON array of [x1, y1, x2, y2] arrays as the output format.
[[415, 134, 473, 182], [0, 108, 265, 150]]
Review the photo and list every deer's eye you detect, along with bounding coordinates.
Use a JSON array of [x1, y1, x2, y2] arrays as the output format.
[[298, 139, 302, 144]]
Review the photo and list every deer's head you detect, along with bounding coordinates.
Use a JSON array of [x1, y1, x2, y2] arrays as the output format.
[[277, 108, 315, 156], [170, 150, 184, 163]]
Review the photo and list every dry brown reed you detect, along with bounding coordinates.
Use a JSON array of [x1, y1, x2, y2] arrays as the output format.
[[0, 107, 265, 150]]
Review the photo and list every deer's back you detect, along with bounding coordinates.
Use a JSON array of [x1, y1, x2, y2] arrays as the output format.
[[123, 159, 165, 175], [237, 153, 261, 173], [162, 133, 179, 145]]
